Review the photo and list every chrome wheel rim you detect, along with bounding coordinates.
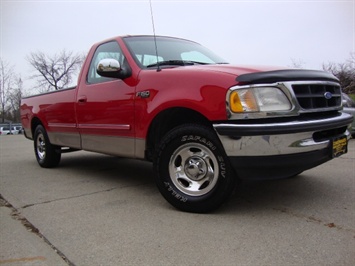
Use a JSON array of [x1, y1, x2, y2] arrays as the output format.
[[36, 133, 46, 160], [169, 143, 219, 196]]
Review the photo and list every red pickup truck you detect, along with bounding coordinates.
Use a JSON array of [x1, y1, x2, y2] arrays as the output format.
[[21, 35, 353, 212]]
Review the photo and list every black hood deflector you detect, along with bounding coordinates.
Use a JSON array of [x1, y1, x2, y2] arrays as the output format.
[[236, 69, 339, 85]]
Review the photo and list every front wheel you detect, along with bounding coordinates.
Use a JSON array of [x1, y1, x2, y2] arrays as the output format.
[[34, 125, 61, 168], [154, 124, 236, 213]]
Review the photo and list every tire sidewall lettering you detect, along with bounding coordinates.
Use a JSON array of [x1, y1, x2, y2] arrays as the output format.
[[164, 182, 188, 202], [181, 135, 216, 151], [218, 155, 226, 178]]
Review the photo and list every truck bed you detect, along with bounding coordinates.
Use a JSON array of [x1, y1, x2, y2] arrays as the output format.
[[21, 87, 80, 148]]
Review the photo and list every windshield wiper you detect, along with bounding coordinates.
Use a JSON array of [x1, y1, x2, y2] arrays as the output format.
[[146, 60, 209, 68]]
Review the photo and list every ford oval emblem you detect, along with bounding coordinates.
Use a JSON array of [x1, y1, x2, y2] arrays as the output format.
[[324, 92, 333, 100]]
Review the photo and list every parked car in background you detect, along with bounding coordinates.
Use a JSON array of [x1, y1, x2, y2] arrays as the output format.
[[0, 126, 19, 135], [342, 93, 355, 136], [14, 126, 23, 134]]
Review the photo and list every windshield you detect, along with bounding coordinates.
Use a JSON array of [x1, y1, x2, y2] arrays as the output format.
[[123, 36, 227, 68]]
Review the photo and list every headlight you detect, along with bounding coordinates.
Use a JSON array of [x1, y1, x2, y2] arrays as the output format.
[[230, 87, 291, 113]]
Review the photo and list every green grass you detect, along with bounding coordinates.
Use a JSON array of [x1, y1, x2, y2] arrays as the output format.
[[349, 94, 355, 102]]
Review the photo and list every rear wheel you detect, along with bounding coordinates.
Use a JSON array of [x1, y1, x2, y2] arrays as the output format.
[[34, 125, 61, 168], [154, 124, 236, 213]]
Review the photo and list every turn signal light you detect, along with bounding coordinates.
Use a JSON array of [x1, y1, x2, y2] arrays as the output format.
[[230, 91, 243, 112], [230, 90, 258, 112]]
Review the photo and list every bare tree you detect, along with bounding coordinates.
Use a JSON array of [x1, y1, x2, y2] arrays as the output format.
[[8, 76, 23, 122], [323, 53, 355, 94], [27, 50, 84, 92], [289, 58, 306, 69], [0, 58, 15, 123]]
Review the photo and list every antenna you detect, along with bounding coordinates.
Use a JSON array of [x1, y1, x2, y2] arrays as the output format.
[[149, 0, 161, 72]]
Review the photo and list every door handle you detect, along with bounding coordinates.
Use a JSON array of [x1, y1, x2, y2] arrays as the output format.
[[78, 96, 87, 104]]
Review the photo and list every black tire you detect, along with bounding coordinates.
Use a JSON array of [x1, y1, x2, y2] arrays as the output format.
[[154, 124, 236, 213], [34, 125, 61, 168]]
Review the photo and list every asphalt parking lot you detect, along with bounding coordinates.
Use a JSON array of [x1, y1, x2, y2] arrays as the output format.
[[0, 135, 354, 265]]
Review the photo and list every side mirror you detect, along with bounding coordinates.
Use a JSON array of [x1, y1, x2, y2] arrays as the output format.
[[97, 59, 121, 78]]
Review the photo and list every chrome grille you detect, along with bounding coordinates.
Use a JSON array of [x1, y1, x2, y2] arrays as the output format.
[[291, 84, 342, 110]]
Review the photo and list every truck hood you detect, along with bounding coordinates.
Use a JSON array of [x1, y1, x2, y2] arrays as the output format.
[[189, 64, 282, 77], [185, 64, 339, 84]]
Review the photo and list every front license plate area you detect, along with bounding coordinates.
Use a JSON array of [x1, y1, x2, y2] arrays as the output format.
[[332, 135, 348, 158]]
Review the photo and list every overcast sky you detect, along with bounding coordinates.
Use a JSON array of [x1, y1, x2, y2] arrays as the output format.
[[1, 0, 354, 91]]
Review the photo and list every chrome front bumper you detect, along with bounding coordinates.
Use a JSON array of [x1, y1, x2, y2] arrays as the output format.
[[213, 112, 352, 157]]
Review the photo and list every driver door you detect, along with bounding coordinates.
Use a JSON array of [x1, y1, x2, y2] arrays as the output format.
[[76, 41, 135, 157]]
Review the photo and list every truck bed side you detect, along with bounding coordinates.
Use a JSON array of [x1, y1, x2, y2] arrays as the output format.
[[21, 87, 81, 149]]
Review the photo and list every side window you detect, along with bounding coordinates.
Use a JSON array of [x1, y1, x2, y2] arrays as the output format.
[[87, 41, 125, 84]]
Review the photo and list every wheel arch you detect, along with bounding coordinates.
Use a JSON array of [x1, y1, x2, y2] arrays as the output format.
[[145, 107, 213, 161], [30, 117, 44, 140]]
